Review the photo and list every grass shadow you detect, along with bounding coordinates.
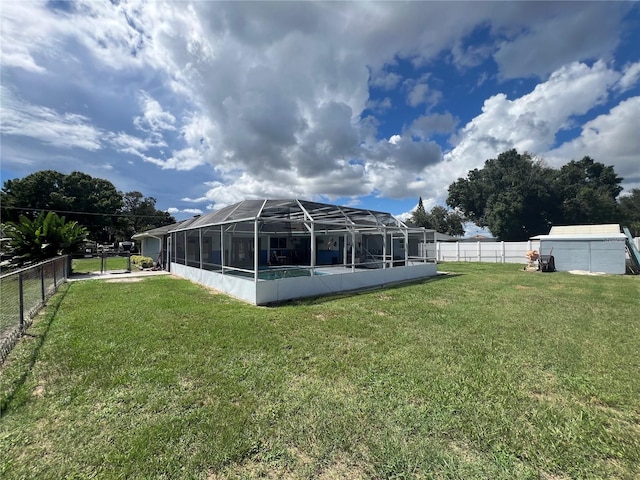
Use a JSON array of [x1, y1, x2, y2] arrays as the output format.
[[0, 283, 71, 414]]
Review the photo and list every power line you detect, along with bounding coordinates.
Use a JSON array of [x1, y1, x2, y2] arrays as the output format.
[[1, 205, 174, 219]]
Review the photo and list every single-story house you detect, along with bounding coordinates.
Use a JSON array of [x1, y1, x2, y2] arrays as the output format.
[[132, 218, 198, 268], [531, 224, 628, 274]]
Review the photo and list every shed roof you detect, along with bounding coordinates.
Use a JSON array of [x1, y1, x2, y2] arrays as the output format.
[[531, 233, 627, 241], [531, 224, 626, 241], [548, 224, 621, 235]]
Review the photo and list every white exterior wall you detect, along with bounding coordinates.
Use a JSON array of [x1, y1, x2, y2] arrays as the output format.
[[140, 237, 162, 261], [171, 262, 437, 305], [540, 238, 626, 274], [172, 263, 258, 303]]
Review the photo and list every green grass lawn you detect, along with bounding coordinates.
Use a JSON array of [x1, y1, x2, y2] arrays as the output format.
[[1, 263, 639, 479], [72, 256, 130, 274]]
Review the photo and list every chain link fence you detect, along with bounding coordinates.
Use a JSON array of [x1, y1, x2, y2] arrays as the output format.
[[0, 256, 69, 364]]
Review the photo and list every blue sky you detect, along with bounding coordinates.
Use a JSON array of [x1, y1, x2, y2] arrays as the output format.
[[1, 1, 639, 234]]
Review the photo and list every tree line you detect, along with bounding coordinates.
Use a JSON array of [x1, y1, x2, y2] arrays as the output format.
[[1, 170, 176, 244], [411, 149, 639, 241]]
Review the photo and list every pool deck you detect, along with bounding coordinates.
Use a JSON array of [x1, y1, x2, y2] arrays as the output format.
[[67, 269, 171, 282]]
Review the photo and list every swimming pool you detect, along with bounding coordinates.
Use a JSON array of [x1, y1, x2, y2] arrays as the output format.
[[229, 267, 327, 280]]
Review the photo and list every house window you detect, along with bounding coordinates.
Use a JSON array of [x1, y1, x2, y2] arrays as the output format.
[[270, 237, 287, 249]]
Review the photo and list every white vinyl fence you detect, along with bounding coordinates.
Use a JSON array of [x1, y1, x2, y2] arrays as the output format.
[[425, 241, 542, 264]]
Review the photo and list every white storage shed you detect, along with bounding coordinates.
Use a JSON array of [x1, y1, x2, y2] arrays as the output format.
[[531, 224, 627, 274]]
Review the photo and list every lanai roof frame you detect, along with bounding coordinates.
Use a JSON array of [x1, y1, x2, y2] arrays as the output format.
[[169, 199, 412, 235]]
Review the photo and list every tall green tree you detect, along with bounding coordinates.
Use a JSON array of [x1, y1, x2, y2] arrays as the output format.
[[1, 170, 66, 219], [446, 150, 625, 241], [554, 156, 623, 225], [409, 200, 465, 236], [447, 149, 556, 240], [118, 191, 176, 239], [4, 211, 87, 265], [410, 197, 429, 227], [426, 206, 465, 236], [619, 189, 640, 236], [1, 170, 122, 242]]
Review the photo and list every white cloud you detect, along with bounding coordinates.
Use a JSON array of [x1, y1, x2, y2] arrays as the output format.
[[443, 61, 620, 182], [370, 71, 402, 90], [133, 91, 176, 133], [108, 131, 164, 152], [615, 62, 640, 92], [1, 1, 637, 211], [405, 81, 441, 108], [130, 147, 207, 171], [543, 96, 640, 189], [411, 112, 458, 137], [451, 40, 493, 70], [366, 97, 392, 113], [0, 2, 55, 73], [167, 207, 203, 216], [0, 87, 103, 151], [492, 3, 630, 79]]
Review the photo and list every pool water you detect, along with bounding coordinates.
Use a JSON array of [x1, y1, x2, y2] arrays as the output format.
[[229, 267, 326, 280], [259, 268, 312, 280]]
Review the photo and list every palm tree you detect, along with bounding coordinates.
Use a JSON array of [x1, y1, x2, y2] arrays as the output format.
[[4, 211, 87, 266]]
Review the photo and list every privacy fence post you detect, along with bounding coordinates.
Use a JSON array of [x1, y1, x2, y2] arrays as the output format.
[[18, 272, 25, 332]]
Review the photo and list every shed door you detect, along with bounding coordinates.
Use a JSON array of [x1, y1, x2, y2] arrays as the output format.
[[541, 240, 589, 272]]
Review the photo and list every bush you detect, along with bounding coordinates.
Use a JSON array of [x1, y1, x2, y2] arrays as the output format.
[[130, 255, 154, 269]]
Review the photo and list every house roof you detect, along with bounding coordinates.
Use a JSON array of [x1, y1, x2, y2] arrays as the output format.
[[131, 217, 198, 239]]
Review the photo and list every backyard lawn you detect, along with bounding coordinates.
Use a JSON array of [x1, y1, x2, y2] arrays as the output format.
[[71, 255, 131, 274], [1, 263, 639, 479]]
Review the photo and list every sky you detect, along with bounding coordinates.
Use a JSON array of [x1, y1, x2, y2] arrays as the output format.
[[1, 1, 639, 235]]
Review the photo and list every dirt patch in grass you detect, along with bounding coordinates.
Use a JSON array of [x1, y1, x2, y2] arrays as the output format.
[[208, 459, 294, 480], [449, 441, 480, 464], [318, 456, 366, 479], [375, 294, 393, 301], [104, 278, 144, 283], [427, 298, 451, 307], [541, 471, 571, 480], [32, 385, 45, 397]]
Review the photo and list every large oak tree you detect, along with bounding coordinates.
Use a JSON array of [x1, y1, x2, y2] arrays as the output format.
[[446, 149, 624, 241], [446, 150, 556, 240]]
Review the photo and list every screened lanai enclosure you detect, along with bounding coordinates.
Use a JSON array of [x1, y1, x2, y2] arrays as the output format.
[[168, 199, 437, 305]]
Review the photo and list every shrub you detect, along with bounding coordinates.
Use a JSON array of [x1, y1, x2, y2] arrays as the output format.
[[130, 255, 154, 268]]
